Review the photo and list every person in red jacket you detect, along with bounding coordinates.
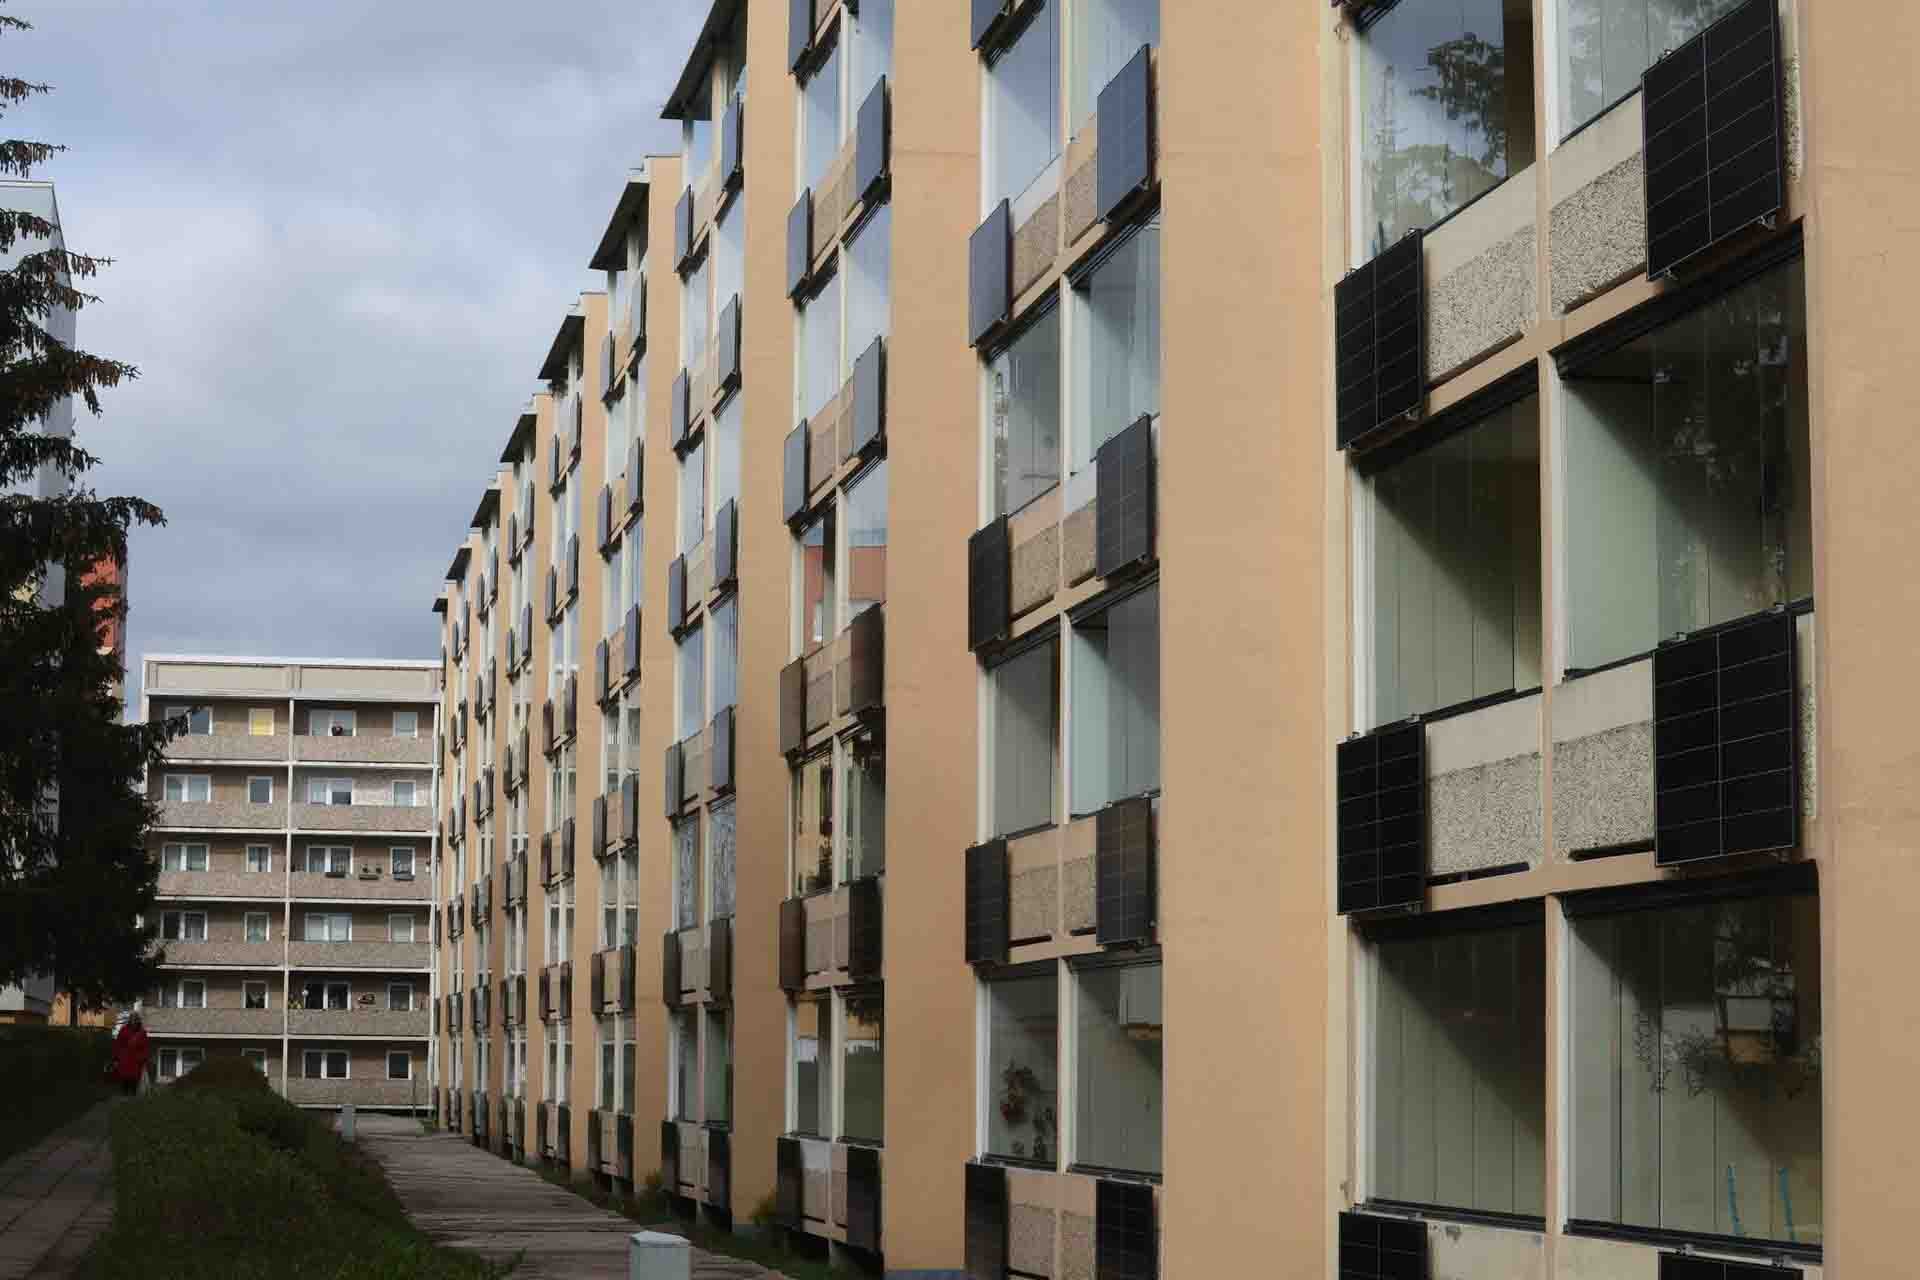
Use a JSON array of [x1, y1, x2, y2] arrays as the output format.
[[109, 1012, 150, 1096]]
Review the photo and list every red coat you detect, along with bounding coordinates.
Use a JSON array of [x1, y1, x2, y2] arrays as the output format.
[[110, 1021, 150, 1083]]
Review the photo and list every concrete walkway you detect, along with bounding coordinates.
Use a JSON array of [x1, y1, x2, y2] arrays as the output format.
[[0, 1101, 116, 1279], [353, 1114, 781, 1280]]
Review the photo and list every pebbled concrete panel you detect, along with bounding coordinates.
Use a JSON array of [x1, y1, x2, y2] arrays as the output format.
[[1012, 194, 1061, 299], [1012, 524, 1061, 618], [1550, 152, 1646, 315], [1430, 751, 1544, 873], [1062, 501, 1097, 586], [1009, 1204, 1055, 1277], [1061, 855, 1094, 934], [1552, 722, 1655, 856], [1428, 224, 1536, 380]]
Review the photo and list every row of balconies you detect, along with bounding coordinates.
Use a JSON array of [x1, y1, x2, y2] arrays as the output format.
[[163, 733, 434, 767], [284, 1077, 424, 1109], [155, 800, 432, 834], [156, 868, 428, 902], [154, 939, 431, 969], [141, 1006, 430, 1037]]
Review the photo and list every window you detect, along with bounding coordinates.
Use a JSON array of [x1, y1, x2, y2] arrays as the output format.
[[986, 970, 1059, 1163], [843, 733, 885, 881], [709, 801, 736, 920], [712, 599, 738, 713], [248, 707, 274, 736], [677, 623, 705, 741], [304, 1050, 349, 1079], [163, 775, 211, 804], [157, 1047, 204, 1080], [392, 710, 419, 738], [178, 979, 206, 1009], [1070, 585, 1160, 815], [390, 847, 415, 879], [992, 638, 1059, 838], [1353, 0, 1534, 259], [674, 816, 701, 931], [1564, 258, 1811, 671], [844, 461, 887, 621], [247, 776, 273, 805], [683, 64, 715, 180], [842, 991, 883, 1143], [387, 1051, 412, 1081], [799, 510, 837, 652], [1558, 0, 1748, 139], [800, 35, 843, 193], [1075, 960, 1162, 1174], [245, 845, 272, 873], [792, 752, 833, 897], [679, 435, 707, 554], [167, 704, 212, 735], [986, 0, 1060, 209], [305, 845, 350, 874], [844, 205, 892, 374], [391, 780, 419, 806], [713, 385, 743, 535], [1365, 393, 1541, 723], [308, 777, 354, 806], [683, 253, 711, 373], [989, 305, 1062, 517], [388, 913, 415, 944], [799, 270, 843, 423], [244, 981, 269, 1010], [161, 843, 209, 872], [713, 190, 746, 322], [1072, 217, 1160, 469], [1371, 919, 1545, 1215], [305, 913, 351, 943], [794, 996, 833, 1136], [160, 911, 207, 942], [673, 1008, 697, 1121], [1070, 0, 1158, 131], [388, 982, 413, 1012], [301, 981, 349, 1010], [311, 709, 356, 737], [849, 0, 893, 107], [242, 1048, 268, 1074], [705, 1008, 733, 1126], [244, 912, 270, 944]]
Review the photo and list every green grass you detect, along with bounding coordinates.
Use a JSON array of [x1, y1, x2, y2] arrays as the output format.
[[80, 1056, 513, 1280], [0, 1024, 113, 1163]]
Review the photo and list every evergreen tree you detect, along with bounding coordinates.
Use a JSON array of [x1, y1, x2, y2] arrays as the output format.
[[0, 3, 173, 1014]]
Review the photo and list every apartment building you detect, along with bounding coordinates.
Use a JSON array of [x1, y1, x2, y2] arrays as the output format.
[[138, 656, 439, 1108], [431, 0, 1920, 1275]]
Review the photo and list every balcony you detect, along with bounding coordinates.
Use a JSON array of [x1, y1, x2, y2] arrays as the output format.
[[156, 869, 282, 900], [293, 733, 434, 766], [284, 1078, 426, 1109], [155, 800, 281, 831], [290, 802, 431, 833], [155, 939, 280, 968], [163, 732, 287, 763], [141, 1007, 280, 1036], [286, 940, 430, 970], [288, 870, 431, 902], [287, 1008, 430, 1038]]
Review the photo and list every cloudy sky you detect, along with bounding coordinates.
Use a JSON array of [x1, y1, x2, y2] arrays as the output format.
[[8, 0, 706, 712]]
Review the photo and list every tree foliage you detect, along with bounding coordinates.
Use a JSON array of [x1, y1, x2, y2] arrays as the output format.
[[0, 3, 172, 1010]]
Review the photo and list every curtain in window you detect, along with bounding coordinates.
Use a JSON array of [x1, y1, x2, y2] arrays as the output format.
[[994, 640, 1058, 837]]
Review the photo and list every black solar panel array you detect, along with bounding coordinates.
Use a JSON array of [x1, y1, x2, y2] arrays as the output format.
[[663, 741, 683, 820], [1335, 722, 1426, 915], [851, 336, 886, 457], [964, 1163, 1008, 1280], [670, 369, 690, 450], [708, 916, 731, 1001], [845, 1144, 882, 1252], [1096, 795, 1156, 947], [674, 186, 694, 271], [1095, 1179, 1158, 1280], [1334, 232, 1425, 451], [784, 423, 809, 524], [848, 603, 884, 716], [666, 554, 686, 633], [965, 839, 1010, 965], [715, 498, 738, 589], [1338, 1211, 1428, 1280], [848, 874, 883, 981], [855, 77, 889, 204], [779, 897, 806, 991], [780, 657, 806, 755], [775, 1137, 803, 1225], [705, 1127, 730, 1210], [721, 96, 743, 191], [659, 1119, 679, 1188], [1659, 1253, 1800, 1280], [1096, 414, 1155, 579], [1642, 0, 1784, 279], [710, 705, 735, 793], [788, 192, 812, 299], [1654, 610, 1798, 866], [969, 200, 1012, 347], [1096, 45, 1153, 223], [968, 516, 1011, 653], [718, 294, 742, 392], [661, 927, 680, 1007]]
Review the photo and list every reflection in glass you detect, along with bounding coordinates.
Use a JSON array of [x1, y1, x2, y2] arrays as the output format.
[[1070, 0, 1158, 131], [800, 271, 843, 422], [844, 733, 885, 881], [674, 815, 700, 931], [1074, 218, 1160, 469], [986, 972, 1059, 1163], [845, 204, 892, 375], [683, 253, 711, 371], [845, 460, 888, 620], [714, 392, 741, 530], [988, 1, 1059, 209], [850, 0, 893, 109], [713, 598, 738, 712], [792, 752, 834, 896], [678, 436, 706, 554], [795, 996, 833, 1136], [799, 511, 837, 651], [990, 306, 1062, 517], [801, 38, 842, 194], [994, 639, 1058, 838], [674, 1008, 697, 1120], [1570, 892, 1821, 1244], [842, 992, 884, 1143], [684, 67, 715, 179], [677, 622, 704, 740], [1559, 0, 1746, 140], [1070, 584, 1160, 814], [1354, 0, 1534, 257], [1076, 962, 1163, 1174], [709, 800, 736, 919], [706, 1008, 732, 1125]]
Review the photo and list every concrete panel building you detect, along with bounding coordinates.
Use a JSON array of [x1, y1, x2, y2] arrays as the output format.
[[429, 0, 1920, 1276]]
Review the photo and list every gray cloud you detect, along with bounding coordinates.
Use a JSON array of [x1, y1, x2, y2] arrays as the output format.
[[5, 0, 704, 709]]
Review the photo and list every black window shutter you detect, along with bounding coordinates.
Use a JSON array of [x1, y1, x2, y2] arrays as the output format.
[[967, 516, 1011, 653], [1337, 1211, 1429, 1280], [620, 943, 636, 1009], [624, 603, 641, 675], [854, 77, 889, 203], [1095, 414, 1155, 579], [708, 915, 731, 1002], [1658, 1253, 1801, 1280], [630, 273, 647, 355], [779, 897, 806, 991], [1643, 0, 1784, 279], [1654, 610, 1798, 866], [783, 423, 810, 524], [667, 555, 686, 633], [721, 96, 744, 191], [1335, 722, 1426, 915], [545, 565, 558, 621], [591, 793, 606, 858], [602, 330, 615, 400], [788, 191, 813, 299], [627, 437, 644, 514], [775, 1137, 803, 1226], [595, 640, 609, 705], [1335, 232, 1426, 451], [851, 336, 885, 458], [964, 1162, 1008, 1280], [705, 1127, 730, 1210], [598, 483, 613, 551], [714, 497, 738, 589], [970, 0, 1009, 51], [847, 875, 883, 981], [671, 369, 690, 450], [968, 200, 1012, 348], [663, 741, 683, 819], [964, 839, 1010, 966], [845, 1144, 882, 1252], [621, 773, 639, 846], [1095, 796, 1155, 947], [675, 186, 694, 270], [662, 928, 680, 1008], [710, 705, 735, 794], [718, 294, 742, 391], [788, 0, 813, 71], [780, 657, 807, 755], [1096, 45, 1153, 223], [567, 533, 580, 597], [591, 950, 606, 1008], [848, 603, 884, 716], [1095, 1178, 1157, 1280]]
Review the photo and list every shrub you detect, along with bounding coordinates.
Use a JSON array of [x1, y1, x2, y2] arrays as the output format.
[[0, 1025, 111, 1161], [176, 1053, 272, 1091]]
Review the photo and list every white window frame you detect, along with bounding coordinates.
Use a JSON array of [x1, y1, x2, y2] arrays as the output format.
[[166, 704, 212, 735], [388, 981, 413, 1012], [305, 844, 351, 875], [160, 910, 208, 942], [157, 1046, 205, 1080], [304, 1049, 351, 1079], [242, 1047, 269, 1074], [391, 710, 419, 739], [387, 1050, 412, 1081], [243, 912, 271, 944], [312, 708, 357, 738], [390, 846, 416, 879], [387, 913, 416, 944], [177, 978, 206, 1009], [245, 844, 272, 873], [243, 980, 270, 1010], [305, 912, 352, 943], [163, 774, 211, 804], [391, 779, 419, 806], [248, 707, 275, 737], [247, 775, 274, 805], [309, 777, 354, 806], [162, 843, 210, 873]]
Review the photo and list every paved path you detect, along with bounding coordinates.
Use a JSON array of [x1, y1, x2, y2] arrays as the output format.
[[353, 1114, 780, 1280], [0, 1100, 116, 1279]]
